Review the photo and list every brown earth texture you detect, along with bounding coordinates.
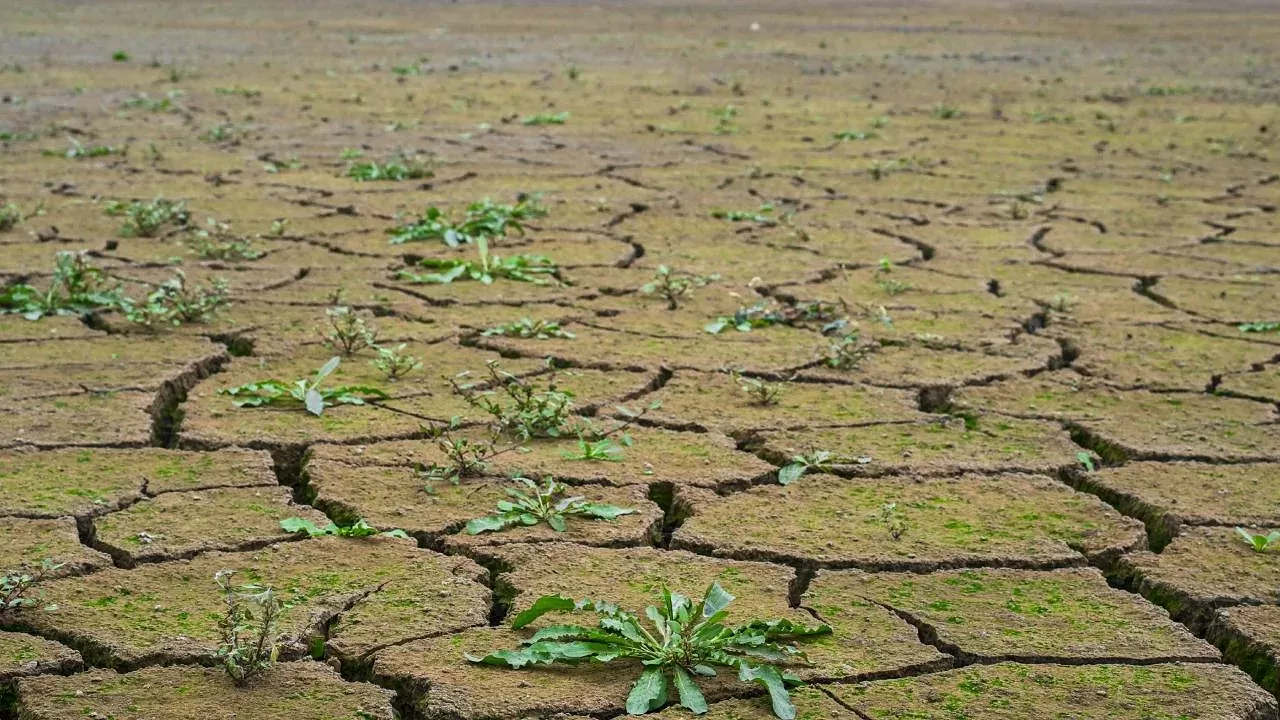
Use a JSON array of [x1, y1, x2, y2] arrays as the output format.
[[2, 0, 1280, 718]]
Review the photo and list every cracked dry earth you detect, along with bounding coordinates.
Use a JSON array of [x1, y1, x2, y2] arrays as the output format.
[[2, 1, 1280, 718]]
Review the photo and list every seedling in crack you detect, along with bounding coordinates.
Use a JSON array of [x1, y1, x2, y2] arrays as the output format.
[[320, 306, 378, 356], [482, 317, 575, 339], [0, 251, 124, 320], [521, 111, 569, 126], [1076, 451, 1096, 473], [0, 203, 24, 232], [469, 581, 830, 718], [1, 559, 63, 615], [389, 196, 548, 247], [121, 271, 230, 329], [417, 419, 520, 485], [214, 570, 283, 687], [220, 357, 388, 416], [103, 197, 189, 238], [1239, 321, 1279, 333], [822, 332, 876, 370], [705, 300, 844, 335], [279, 517, 409, 539], [371, 343, 422, 381], [778, 450, 869, 485], [450, 360, 584, 440], [43, 138, 119, 158], [832, 129, 879, 141], [187, 218, 264, 261], [398, 237, 560, 285], [464, 476, 633, 534], [730, 370, 781, 406], [640, 265, 718, 310], [1236, 527, 1280, 553], [879, 503, 908, 540], [563, 436, 627, 462], [345, 155, 432, 181]]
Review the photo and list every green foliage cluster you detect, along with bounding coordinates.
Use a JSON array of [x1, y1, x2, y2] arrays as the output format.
[[464, 477, 633, 534], [220, 357, 388, 416], [388, 196, 547, 247]]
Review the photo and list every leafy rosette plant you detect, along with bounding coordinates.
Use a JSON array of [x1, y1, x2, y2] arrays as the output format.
[[464, 477, 634, 534], [219, 357, 388, 416], [468, 582, 831, 718]]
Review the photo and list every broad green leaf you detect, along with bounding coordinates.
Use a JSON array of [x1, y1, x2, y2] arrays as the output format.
[[777, 463, 805, 485], [672, 666, 708, 714], [316, 356, 341, 381], [738, 664, 795, 720], [511, 594, 577, 629], [279, 517, 326, 536], [547, 513, 568, 532], [701, 582, 734, 618], [580, 503, 635, 520], [304, 387, 325, 416], [465, 514, 514, 535], [626, 666, 669, 715]]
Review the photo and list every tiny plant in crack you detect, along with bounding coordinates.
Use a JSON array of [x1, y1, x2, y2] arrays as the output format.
[[220, 357, 388, 416], [345, 150, 432, 181], [1236, 528, 1280, 553], [463, 476, 634, 534], [822, 332, 876, 370], [879, 503, 908, 540], [320, 306, 378, 356], [371, 343, 423, 381], [121, 271, 230, 329], [730, 370, 781, 406], [103, 197, 189, 238], [450, 360, 585, 440], [0, 251, 124, 320], [388, 195, 547, 247], [280, 517, 409, 539], [398, 237, 560, 285], [482, 317, 575, 339], [521, 111, 569, 126], [469, 581, 831, 718], [563, 436, 627, 462], [417, 419, 519, 486], [187, 218, 265, 261], [641, 265, 719, 310], [1, 559, 63, 615], [214, 570, 283, 687], [778, 450, 870, 485]]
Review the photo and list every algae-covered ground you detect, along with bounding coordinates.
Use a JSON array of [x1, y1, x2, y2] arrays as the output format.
[[2, 0, 1280, 718]]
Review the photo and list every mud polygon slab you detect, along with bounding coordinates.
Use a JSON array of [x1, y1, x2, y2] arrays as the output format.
[[643, 372, 926, 433], [649, 689, 856, 720], [1078, 462, 1280, 548], [808, 567, 1216, 664], [16, 661, 395, 720], [1220, 368, 1280, 404], [753, 418, 1081, 477], [1068, 324, 1278, 391], [19, 537, 488, 668], [796, 343, 1061, 387], [1119, 526, 1280, 632], [673, 473, 1145, 570], [0, 631, 81, 681], [829, 662, 1278, 720], [1210, 605, 1280, 696], [90, 485, 329, 566], [3, 392, 157, 449], [0, 517, 111, 576], [0, 447, 275, 519]]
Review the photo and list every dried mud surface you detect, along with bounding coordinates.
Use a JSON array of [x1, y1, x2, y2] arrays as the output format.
[[2, 0, 1280, 717]]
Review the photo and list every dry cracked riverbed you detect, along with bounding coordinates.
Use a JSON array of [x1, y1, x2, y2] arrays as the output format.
[[2, 1, 1280, 718]]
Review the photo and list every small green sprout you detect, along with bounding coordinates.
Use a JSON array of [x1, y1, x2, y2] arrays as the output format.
[[932, 103, 961, 119], [1, 559, 64, 614], [731, 370, 781, 406], [1076, 452, 1096, 472], [121, 271, 230, 329], [521, 111, 569, 126], [468, 581, 831, 718], [397, 237, 559, 285], [111, 51, 130, 62], [320, 306, 378, 356], [641, 266, 719, 310], [389, 196, 547, 247], [220, 357, 388, 416], [44, 138, 118, 158], [214, 570, 282, 687], [710, 204, 775, 225], [0, 203, 23, 232], [1235, 527, 1280, 553], [832, 129, 879, 141], [450, 361, 583, 440], [778, 450, 870, 485], [1239, 322, 1279, 333], [464, 477, 633, 535], [0, 251, 123, 320], [879, 503, 908, 540], [563, 437, 627, 462], [187, 219, 264, 261], [823, 332, 876, 369], [346, 155, 432, 181], [371, 343, 423, 381], [481, 318, 575, 339], [103, 197, 189, 238], [279, 517, 409, 539]]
